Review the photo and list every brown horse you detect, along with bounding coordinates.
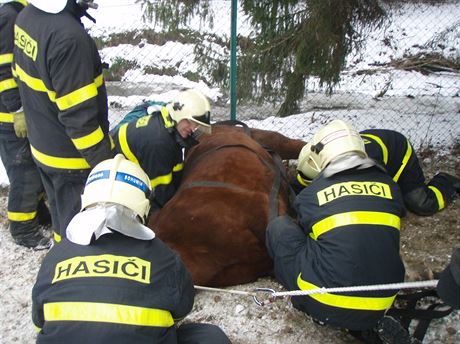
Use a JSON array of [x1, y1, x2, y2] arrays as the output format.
[[148, 124, 305, 287]]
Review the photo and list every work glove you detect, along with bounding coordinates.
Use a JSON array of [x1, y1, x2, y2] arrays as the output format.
[[13, 111, 27, 138]]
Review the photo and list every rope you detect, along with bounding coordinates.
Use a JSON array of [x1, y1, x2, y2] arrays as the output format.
[[270, 280, 438, 297], [195, 285, 257, 297], [195, 280, 439, 306]]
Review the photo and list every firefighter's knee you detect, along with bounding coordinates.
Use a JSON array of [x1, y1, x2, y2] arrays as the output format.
[[266, 215, 298, 257]]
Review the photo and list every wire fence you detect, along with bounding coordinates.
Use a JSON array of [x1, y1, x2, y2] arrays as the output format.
[[89, 0, 460, 150]]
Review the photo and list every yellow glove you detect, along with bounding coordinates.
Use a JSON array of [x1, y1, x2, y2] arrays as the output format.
[[13, 110, 27, 138]]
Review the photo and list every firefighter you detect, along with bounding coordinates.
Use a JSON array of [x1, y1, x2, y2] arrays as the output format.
[[295, 128, 459, 216], [266, 120, 406, 342], [32, 154, 231, 344], [13, 0, 114, 242], [360, 129, 459, 216], [0, 0, 52, 249], [111, 89, 211, 210]]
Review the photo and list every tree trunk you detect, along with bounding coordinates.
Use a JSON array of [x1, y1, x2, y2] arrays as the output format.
[[277, 70, 305, 117]]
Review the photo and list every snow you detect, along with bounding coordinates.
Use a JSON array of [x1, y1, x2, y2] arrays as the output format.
[[0, 1, 459, 343]]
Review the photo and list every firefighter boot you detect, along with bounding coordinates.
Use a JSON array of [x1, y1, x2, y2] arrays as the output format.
[[12, 227, 53, 251], [377, 316, 421, 344]]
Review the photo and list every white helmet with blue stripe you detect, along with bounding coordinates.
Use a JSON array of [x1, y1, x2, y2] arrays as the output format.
[[81, 154, 152, 223]]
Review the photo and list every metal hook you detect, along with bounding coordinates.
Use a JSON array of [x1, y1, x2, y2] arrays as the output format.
[[252, 288, 277, 306]]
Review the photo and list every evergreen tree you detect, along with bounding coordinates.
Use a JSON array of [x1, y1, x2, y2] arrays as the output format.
[[137, 0, 386, 117]]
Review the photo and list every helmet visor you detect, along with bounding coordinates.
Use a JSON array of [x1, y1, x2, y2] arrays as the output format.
[[190, 111, 211, 134]]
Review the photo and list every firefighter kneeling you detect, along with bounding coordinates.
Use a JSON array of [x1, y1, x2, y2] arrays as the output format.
[[32, 154, 230, 344], [266, 120, 411, 343]]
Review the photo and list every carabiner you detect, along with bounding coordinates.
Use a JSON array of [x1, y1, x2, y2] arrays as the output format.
[[252, 288, 277, 306]]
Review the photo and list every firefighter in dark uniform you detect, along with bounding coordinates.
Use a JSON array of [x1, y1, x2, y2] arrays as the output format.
[[32, 154, 231, 344], [266, 120, 406, 342], [13, 0, 114, 242], [294, 128, 459, 216], [360, 129, 459, 216], [112, 89, 211, 209], [0, 0, 51, 249]]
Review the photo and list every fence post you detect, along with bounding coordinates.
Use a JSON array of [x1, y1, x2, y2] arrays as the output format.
[[230, 0, 238, 120]]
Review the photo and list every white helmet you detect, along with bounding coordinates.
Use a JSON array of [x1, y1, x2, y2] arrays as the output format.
[[166, 89, 212, 134], [29, 0, 97, 13], [28, 0, 66, 13], [81, 154, 152, 223], [297, 142, 320, 181], [297, 120, 366, 179]]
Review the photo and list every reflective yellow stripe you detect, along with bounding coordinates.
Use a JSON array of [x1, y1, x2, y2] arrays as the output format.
[[117, 123, 139, 164], [361, 134, 388, 165], [297, 173, 311, 187], [428, 185, 445, 210], [0, 53, 13, 65], [311, 211, 400, 240], [393, 140, 412, 182], [33, 324, 41, 333], [16, 0, 29, 7], [160, 107, 175, 128], [71, 127, 104, 150], [151, 173, 173, 188], [56, 83, 98, 110], [297, 275, 396, 311], [109, 135, 115, 149], [94, 74, 104, 87], [8, 210, 37, 221], [56, 74, 104, 110], [13, 65, 104, 108], [0, 78, 17, 92], [30, 145, 90, 170], [150, 163, 183, 188], [173, 163, 183, 172], [13, 64, 56, 100], [44, 302, 174, 327], [53, 231, 61, 243], [0, 112, 14, 123]]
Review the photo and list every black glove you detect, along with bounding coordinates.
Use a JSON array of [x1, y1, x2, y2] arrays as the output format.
[[437, 247, 460, 309]]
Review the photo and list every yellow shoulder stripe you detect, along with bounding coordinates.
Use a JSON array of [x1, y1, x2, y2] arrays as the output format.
[[361, 133, 388, 165]]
